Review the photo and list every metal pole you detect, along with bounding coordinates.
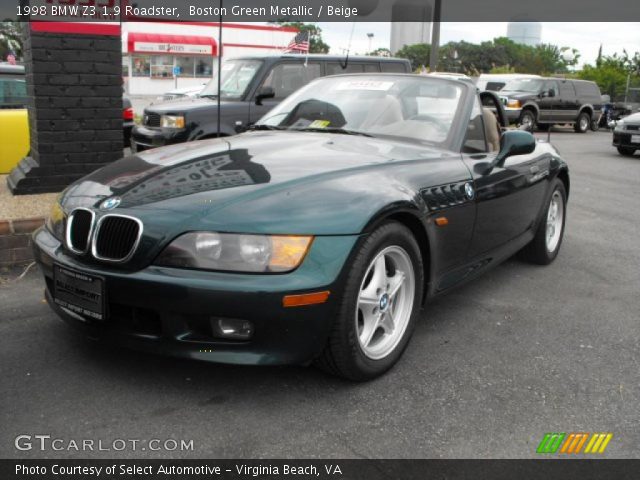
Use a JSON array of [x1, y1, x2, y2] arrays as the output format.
[[429, 0, 441, 73], [624, 73, 630, 103], [216, 0, 223, 137]]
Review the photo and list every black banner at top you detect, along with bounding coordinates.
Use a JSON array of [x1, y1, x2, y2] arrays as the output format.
[[3, 0, 640, 22]]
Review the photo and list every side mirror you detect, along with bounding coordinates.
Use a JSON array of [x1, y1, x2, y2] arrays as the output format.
[[478, 130, 536, 175], [255, 86, 275, 105]]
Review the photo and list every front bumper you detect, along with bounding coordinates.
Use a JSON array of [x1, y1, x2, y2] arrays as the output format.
[[33, 227, 359, 366], [130, 125, 190, 152], [504, 107, 522, 124], [613, 130, 640, 149]]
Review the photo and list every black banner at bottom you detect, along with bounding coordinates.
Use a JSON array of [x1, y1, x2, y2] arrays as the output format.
[[2, 459, 639, 480]]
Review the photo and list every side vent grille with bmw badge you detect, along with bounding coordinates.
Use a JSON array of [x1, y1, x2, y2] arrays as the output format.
[[93, 215, 143, 262], [65, 208, 94, 254]]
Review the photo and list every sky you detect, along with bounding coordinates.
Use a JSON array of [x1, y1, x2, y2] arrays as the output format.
[[318, 22, 640, 67]]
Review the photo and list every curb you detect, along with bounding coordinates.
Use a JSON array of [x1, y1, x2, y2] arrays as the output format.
[[0, 217, 45, 267]]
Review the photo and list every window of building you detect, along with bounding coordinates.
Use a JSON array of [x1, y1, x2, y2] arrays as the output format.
[[176, 57, 195, 78], [151, 55, 173, 78], [195, 57, 214, 77], [122, 57, 129, 77], [132, 56, 150, 77]]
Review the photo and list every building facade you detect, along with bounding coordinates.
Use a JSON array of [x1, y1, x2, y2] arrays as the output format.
[[122, 22, 297, 96]]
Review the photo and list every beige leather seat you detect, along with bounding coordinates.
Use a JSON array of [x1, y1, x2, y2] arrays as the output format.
[[482, 108, 501, 152], [360, 95, 404, 130]]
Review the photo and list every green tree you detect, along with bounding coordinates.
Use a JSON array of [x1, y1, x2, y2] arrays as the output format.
[[578, 51, 640, 101], [274, 22, 329, 54], [368, 47, 391, 57], [0, 20, 23, 60], [395, 43, 430, 71]]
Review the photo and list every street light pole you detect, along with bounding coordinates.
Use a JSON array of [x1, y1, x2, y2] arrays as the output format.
[[429, 0, 441, 73]]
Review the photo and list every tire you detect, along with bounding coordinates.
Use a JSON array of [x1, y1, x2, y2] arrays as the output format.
[[617, 147, 636, 156], [315, 221, 424, 381], [519, 110, 536, 132], [521, 178, 567, 265], [590, 119, 600, 131], [574, 111, 590, 133]]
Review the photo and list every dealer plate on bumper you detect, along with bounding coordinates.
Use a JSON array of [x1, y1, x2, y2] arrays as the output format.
[[53, 265, 105, 321], [631, 134, 640, 144]]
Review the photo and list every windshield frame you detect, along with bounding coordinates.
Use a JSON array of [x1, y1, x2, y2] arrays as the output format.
[[199, 58, 265, 101], [255, 73, 472, 151]]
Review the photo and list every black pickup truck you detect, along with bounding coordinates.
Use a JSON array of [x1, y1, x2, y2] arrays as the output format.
[[130, 54, 411, 151]]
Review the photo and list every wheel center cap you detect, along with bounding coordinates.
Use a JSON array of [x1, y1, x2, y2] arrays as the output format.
[[379, 293, 390, 312]]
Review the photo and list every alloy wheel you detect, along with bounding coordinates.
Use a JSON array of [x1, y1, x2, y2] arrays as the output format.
[[355, 246, 416, 360]]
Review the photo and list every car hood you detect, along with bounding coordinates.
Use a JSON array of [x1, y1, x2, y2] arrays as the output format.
[[145, 96, 237, 114], [622, 112, 640, 123], [61, 131, 451, 237]]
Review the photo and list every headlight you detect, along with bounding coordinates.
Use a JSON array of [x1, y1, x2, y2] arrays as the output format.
[[46, 201, 66, 240], [160, 115, 185, 129], [614, 121, 625, 132], [154, 232, 314, 273], [507, 99, 521, 108]]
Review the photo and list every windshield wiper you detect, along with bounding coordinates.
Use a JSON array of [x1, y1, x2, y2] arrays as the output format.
[[249, 124, 288, 131], [294, 127, 373, 137]]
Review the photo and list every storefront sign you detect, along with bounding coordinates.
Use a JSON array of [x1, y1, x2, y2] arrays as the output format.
[[133, 42, 213, 55]]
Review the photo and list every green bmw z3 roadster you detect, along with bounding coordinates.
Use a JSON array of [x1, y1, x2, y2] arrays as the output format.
[[34, 74, 569, 380]]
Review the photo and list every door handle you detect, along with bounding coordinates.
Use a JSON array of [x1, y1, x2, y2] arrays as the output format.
[[530, 165, 540, 174]]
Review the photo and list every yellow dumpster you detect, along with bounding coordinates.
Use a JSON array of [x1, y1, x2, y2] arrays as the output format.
[[0, 109, 30, 174]]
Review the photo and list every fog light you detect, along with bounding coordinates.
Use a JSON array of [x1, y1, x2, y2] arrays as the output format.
[[211, 318, 254, 340]]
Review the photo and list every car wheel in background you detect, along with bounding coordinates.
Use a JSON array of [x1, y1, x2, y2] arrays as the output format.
[[574, 112, 590, 133], [519, 110, 536, 132], [315, 222, 424, 381], [617, 147, 636, 156], [590, 118, 600, 131], [521, 178, 567, 265]]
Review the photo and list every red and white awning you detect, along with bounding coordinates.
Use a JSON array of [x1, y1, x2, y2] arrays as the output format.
[[127, 33, 217, 56]]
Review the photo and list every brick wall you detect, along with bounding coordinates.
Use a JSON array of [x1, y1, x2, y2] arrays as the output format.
[[7, 28, 123, 195], [0, 218, 45, 267]]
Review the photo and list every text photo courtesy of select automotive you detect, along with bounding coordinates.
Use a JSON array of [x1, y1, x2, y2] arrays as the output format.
[[1, 3, 640, 474]]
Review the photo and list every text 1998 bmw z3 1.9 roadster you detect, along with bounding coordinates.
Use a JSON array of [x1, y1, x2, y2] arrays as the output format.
[[34, 74, 569, 380]]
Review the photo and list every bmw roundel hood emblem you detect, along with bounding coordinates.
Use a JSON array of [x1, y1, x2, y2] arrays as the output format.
[[464, 182, 475, 200], [100, 197, 121, 210]]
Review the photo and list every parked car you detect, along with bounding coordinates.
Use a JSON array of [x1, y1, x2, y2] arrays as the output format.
[[476, 73, 541, 92], [162, 84, 206, 102], [499, 77, 602, 133], [130, 54, 411, 152], [122, 97, 134, 145], [0, 64, 29, 174], [612, 112, 640, 156], [36, 74, 569, 380]]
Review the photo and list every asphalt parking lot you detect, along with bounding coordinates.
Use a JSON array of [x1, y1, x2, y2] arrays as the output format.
[[1, 130, 639, 459]]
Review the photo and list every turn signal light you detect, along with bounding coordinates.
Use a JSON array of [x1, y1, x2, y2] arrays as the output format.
[[283, 291, 331, 308]]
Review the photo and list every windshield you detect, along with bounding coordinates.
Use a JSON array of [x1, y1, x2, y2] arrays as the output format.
[[200, 59, 263, 99], [502, 78, 544, 93], [256, 75, 464, 146]]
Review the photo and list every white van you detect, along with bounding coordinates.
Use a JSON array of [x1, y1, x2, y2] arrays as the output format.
[[476, 73, 541, 92]]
